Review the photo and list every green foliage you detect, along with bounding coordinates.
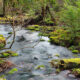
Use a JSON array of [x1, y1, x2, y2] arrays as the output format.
[[59, 1, 80, 40]]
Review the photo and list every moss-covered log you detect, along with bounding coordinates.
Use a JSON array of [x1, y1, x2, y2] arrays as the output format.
[[0, 35, 6, 49], [50, 58, 80, 70]]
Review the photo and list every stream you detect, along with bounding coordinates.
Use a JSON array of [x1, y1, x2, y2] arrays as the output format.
[[0, 24, 79, 80]]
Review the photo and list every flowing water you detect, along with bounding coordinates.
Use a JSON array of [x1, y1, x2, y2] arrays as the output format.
[[0, 24, 79, 80]]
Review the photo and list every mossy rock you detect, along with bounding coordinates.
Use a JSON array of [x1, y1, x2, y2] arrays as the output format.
[[8, 32, 12, 34], [38, 32, 49, 36], [71, 68, 80, 77], [72, 50, 79, 54], [0, 35, 6, 49], [35, 65, 45, 69], [40, 39, 45, 41], [50, 58, 80, 70], [26, 25, 41, 31], [0, 51, 18, 58], [8, 68, 18, 74]]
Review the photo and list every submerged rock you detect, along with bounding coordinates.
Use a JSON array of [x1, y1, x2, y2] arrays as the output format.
[[0, 35, 6, 49]]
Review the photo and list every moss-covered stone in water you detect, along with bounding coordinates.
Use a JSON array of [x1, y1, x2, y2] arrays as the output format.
[[50, 58, 80, 70], [26, 25, 41, 31], [54, 54, 60, 57], [0, 35, 6, 49], [71, 68, 80, 77], [40, 39, 45, 41], [56, 69, 61, 73], [0, 43, 5, 49], [38, 32, 48, 36], [8, 68, 18, 74], [8, 32, 12, 34], [0, 51, 18, 58], [72, 50, 79, 54], [35, 65, 45, 69]]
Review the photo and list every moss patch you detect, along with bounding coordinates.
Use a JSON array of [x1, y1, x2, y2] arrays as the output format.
[[49, 28, 73, 46], [71, 68, 80, 77], [50, 58, 80, 77], [50, 58, 80, 70], [0, 51, 18, 58], [35, 65, 45, 69], [26, 25, 41, 31], [0, 35, 6, 49], [8, 68, 18, 74]]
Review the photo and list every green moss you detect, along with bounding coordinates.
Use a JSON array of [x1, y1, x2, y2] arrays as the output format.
[[54, 54, 60, 57], [0, 51, 18, 58], [7, 42, 11, 44], [0, 75, 6, 80], [0, 59, 5, 64], [38, 32, 48, 36], [44, 18, 54, 24], [49, 28, 73, 46], [2, 53, 10, 57], [72, 68, 80, 77], [72, 50, 79, 54], [8, 68, 18, 74], [35, 65, 45, 69], [40, 39, 45, 41], [0, 35, 3, 37], [0, 35, 6, 49], [50, 58, 80, 70], [73, 54, 78, 57], [11, 53, 18, 57], [0, 77, 6, 80], [26, 25, 41, 31], [8, 32, 12, 34], [48, 40, 50, 42], [56, 69, 61, 73], [0, 43, 5, 49]]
